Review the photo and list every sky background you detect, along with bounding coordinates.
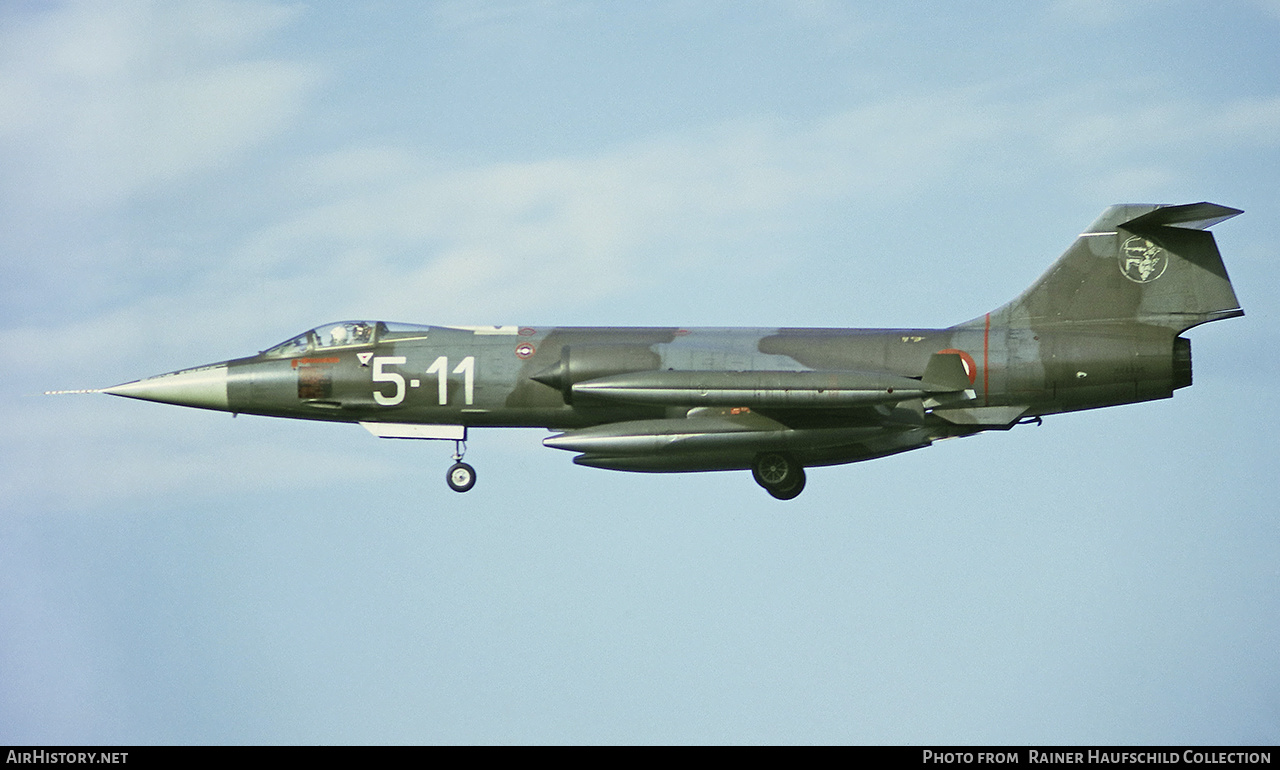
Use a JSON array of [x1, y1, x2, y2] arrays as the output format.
[[2, 0, 1278, 745]]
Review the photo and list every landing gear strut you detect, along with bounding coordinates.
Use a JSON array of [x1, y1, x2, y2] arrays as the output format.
[[446, 439, 476, 493], [751, 452, 806, 500]]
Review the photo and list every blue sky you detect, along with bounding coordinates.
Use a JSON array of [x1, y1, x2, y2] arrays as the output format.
[[2, 0, 1278, 744]]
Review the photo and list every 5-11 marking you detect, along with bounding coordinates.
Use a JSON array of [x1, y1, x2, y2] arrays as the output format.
[[373, 355, 474, 406]]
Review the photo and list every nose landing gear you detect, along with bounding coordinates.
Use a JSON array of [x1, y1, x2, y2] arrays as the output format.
[[446, 439, 476, 492]]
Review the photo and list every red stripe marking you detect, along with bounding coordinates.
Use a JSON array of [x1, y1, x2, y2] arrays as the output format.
[[291, 357, 340, 368], [983, 312, 990, 404]]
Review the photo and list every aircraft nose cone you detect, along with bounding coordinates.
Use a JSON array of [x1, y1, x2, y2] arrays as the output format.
[[103, 364, 230, 410]]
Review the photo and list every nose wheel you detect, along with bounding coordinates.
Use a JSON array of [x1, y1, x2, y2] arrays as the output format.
[[751, 452, 806, 500], [446, 440, 476, 493], [446, 462, 476, 492]]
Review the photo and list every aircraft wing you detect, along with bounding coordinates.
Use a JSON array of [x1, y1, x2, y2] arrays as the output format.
[[541, 352, 1008, 473]]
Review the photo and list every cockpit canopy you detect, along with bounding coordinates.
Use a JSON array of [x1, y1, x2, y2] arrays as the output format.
[[261, 321, 430, 357]]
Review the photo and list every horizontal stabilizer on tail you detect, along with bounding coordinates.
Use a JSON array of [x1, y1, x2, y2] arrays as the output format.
[[932, 405, 1029, 428], [1119, 202, 1242, 233]]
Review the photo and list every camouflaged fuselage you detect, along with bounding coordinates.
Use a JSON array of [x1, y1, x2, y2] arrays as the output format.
[[99, 203, 1243, 494]]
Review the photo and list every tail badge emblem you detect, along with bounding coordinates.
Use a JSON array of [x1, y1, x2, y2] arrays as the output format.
[[1119, 236, 1168, 283]]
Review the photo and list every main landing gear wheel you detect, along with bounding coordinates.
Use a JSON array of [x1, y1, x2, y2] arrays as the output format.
[[751, 452, 806, 500], [446, 462, 476, 493]]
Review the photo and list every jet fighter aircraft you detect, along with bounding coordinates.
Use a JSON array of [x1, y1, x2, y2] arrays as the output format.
[[94, 202, 1243, 499]]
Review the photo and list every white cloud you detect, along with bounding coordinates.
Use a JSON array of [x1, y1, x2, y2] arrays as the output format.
[[5, 60, 1273, 352], [1046, 92, 1280, 161], [18, 78, 1273, 355], [226, 91, 1011, 324], [1208, 96, 1280, 144], [241, 82, 1280, 324], [0, 0, 319, 209]]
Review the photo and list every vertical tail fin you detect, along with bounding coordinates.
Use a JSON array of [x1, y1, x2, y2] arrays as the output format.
[[978, 203, 1243, 333]]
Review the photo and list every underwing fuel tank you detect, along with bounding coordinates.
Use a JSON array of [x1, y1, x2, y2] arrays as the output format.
[[543, 415, 886, 455], [570, 368, 964, 407], [549, 416, 939, 473]]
